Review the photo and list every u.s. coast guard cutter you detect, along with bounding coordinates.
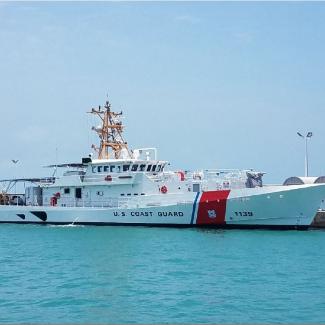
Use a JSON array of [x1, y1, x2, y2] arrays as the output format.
[[0, 99, 324, 229]]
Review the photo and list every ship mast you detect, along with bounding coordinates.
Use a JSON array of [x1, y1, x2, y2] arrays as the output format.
[[88, 99, 131, 160]]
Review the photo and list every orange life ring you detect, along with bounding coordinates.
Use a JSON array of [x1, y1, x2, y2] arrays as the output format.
[[105, 175, 112, 182], [161, 185, 168, 194]]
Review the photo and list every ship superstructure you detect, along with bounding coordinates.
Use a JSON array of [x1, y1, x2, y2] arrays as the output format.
[[0, 98, 324, 229]]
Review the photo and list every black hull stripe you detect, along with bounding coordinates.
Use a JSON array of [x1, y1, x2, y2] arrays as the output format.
[[0, 220, 309, 230], [30, 211, 47, 221]]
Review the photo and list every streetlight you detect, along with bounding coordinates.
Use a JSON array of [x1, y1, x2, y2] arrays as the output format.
[[11, 159, 19, 205], [297, 132, 313, 177]]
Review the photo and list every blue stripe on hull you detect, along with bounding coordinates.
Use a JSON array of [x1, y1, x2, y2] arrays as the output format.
[[190, 192, 200, 225]]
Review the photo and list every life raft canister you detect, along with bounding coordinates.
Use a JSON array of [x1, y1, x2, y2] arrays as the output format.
[[105, 175, 112, 182], [161, 185, 168, 194]]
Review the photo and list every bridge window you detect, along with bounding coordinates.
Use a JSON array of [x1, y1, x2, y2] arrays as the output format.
[[92, 167, 96, 173], [116, 165, 122, 173], [104, 166, 109, 172], [131, 164, 138, 172], [110, 165, 115, 173], [123, 165, 130, 172], [152, 165, 157, 172], [147, 165, 152, 172], [64, 188, 70, 194], [156, 165, 161, 172], [139, 164, 146, 172], [97, 166, 102, 173]]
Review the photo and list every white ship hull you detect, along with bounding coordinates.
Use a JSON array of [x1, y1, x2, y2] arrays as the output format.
[[0, 184, 323, 230]]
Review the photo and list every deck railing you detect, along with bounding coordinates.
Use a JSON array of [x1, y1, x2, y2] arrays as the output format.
[[39, 194, 192, 209]]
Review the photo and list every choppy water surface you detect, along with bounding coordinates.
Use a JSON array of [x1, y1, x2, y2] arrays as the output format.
[[0, 224, 325, 323]]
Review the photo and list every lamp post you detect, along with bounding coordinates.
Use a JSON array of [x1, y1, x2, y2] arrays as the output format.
[[11, 159, 19, 205], [297, 132, 313, 177]]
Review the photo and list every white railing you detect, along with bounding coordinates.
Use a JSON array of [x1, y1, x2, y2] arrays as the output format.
[[42, 194, 192, 209]]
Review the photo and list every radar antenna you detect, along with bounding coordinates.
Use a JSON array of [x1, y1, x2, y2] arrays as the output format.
[[88, 98, 131, 159]]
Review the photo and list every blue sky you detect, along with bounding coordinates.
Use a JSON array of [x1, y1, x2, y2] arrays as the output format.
[[0, 2, 325, 183]]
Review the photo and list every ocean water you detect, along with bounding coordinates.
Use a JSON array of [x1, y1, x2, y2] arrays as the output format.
[[0, 225, 325, 324]]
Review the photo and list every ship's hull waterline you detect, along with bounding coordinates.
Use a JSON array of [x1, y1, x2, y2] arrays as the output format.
[[0, 184, 323, 230]]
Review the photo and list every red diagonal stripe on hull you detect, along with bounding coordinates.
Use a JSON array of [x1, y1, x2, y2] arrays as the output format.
[[196, 190, 230, 225]]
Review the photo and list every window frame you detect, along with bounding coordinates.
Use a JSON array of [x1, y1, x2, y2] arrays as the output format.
[[123, 164, 130, 172], [131, 164, 139, 172]]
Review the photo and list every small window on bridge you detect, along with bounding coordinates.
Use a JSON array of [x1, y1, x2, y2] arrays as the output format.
[[123, 165, 130, 172]]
